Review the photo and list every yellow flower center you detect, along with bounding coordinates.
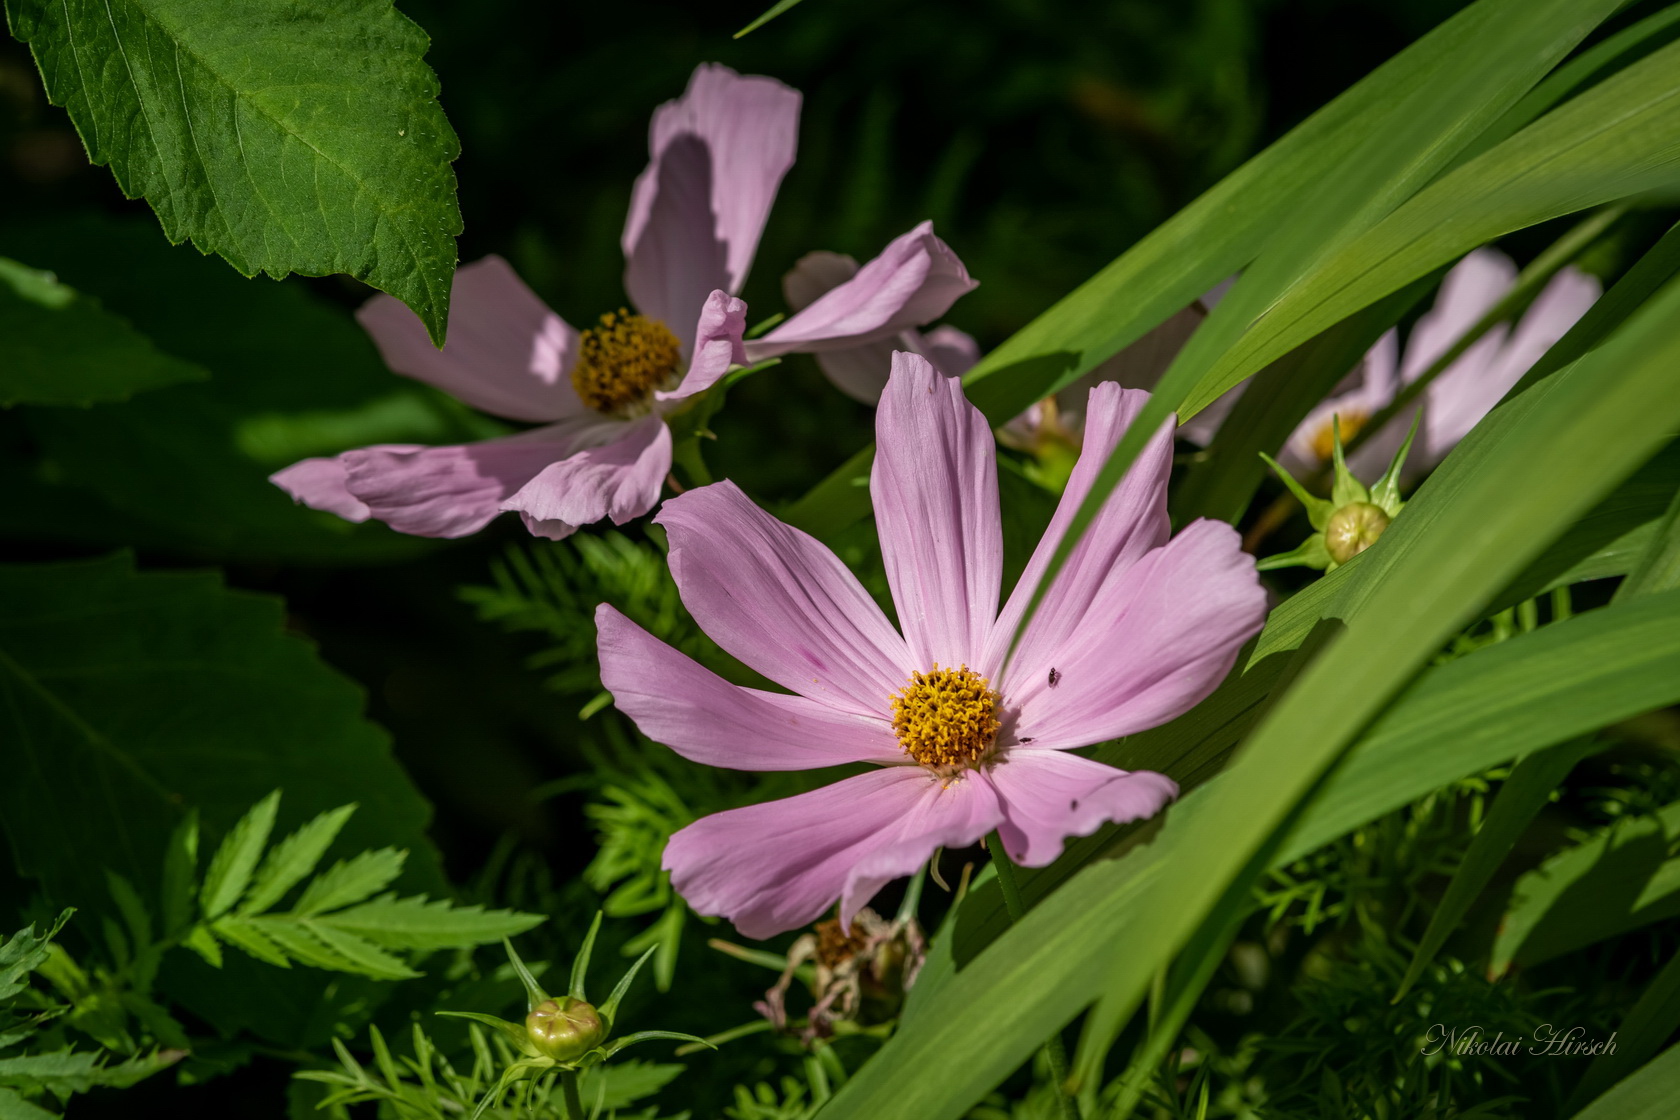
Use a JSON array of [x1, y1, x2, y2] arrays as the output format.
[[570, 309, 683, 416], [891, 665, 1000, 774], [1309, 409, 1369, 464], [1324, 500, 1391, 565]]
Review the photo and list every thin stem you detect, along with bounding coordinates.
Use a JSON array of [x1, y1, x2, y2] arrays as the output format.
[[987, 833, 1079, 1120], [560, 1068, 585, 1120]]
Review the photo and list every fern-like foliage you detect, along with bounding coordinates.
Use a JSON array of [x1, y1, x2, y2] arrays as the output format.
[[0, 913, 181, 1117], [298, 1021, 683, 1120], [461, 533, 744, 711], [166, 791, 543, 980]]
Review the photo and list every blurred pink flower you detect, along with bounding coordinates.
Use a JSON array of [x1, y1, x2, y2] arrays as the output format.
[[597, 352, 1267, 938], [272, 65, 972, 539], [1279, 249, 1600, 478]]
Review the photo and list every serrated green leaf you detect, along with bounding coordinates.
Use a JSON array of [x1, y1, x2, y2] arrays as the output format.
[[0, 256, 204, 407], [199, 791, 280, 920], [293, 849, 407, 916], [303, 922, 417, 980], [240, 803, 357, 916], [244, 917, 418, 980], [208, 916, 292, 970], [158, 813, 198, 939], [0, 1087, 57, 1120], [102, 871, 151, 955], [311, 893, 542, 950], [0, 913, 69, 1002], [179, 924, 222, 969], [3, 0, 461, 340]]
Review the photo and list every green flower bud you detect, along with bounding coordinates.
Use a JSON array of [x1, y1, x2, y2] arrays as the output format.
[[1324, 501, 1391, 565], [525, 997, 603, 1063]]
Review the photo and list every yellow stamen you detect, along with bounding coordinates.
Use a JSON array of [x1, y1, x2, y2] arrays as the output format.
[[1309, 409, 1369, 464], [570, 309, 682, 415], [891, 665, 1000, 774]]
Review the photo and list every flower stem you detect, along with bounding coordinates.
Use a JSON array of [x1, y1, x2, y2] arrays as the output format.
[[986, 832, 1079, 1120], [560, 1068, 585, 1120]]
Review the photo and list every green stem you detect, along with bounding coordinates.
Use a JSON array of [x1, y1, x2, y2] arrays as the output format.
[[560, 1068, 585, 1120], [986, 833, 1079, 1120], [672, 435, 714, 488]]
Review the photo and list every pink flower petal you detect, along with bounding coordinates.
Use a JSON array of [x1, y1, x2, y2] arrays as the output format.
[[340, 425, 601, 539], [1402, 249, 1517, 382], [872, 352, 1001, 670], [501, 416, 671, 540], [775, 253, 981, 403], [271, 445, 423, 521], [664, 767, 1002, 939], [1424, 265, 1599, 461], [597, 606, 904, 770], [356, 257, 581, 423], [746, 221, 976, 360], [657, 290, 748, 403], [657, 481, 914, 717], [985, 382, 1172, 686], [987, 750, 1178, 866], [1008, 519, 1266, 749], [1279, 328, 1404, 479], [623, 65, 800, 348]]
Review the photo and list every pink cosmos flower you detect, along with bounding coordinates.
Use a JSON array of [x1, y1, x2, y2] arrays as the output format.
[[271, 65, 974, 540], [773, 239, 982, 402], [596, 352, 1268, 939], [1279, 249, 1600, 478]]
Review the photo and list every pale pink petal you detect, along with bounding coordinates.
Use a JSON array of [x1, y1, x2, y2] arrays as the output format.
[[746, 222, 976, 360], [1401, 249, 1517, 382], [656, 481, 913, 717], [623, 65, 800, 346], [921, 324, 982, 378], [271, 445, 423, 522], [985, 383, 1173, 685], [356, 257, 581, 423], [1279, 328, 1403, 478], [812, 341, 898, 403], [781, 250, 858, 312], [657, 290, 747, 402], [987, 750, 1178, 866], [664, 768, 1002, 939], [340, 422, 610, 539], [871, 351, 1001, 670], [1007, 519, 1266, 749], [597, 606, 903, 770], [1423, 266, 1599, 462], [501, 417, 671, 539]]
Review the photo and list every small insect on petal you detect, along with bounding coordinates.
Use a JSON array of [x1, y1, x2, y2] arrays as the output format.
[[1047, 667, 1061, 688]]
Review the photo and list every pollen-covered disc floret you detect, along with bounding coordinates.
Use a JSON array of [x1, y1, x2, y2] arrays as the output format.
[[891, 664, 1001, 774], [571, 309, 684, 415]]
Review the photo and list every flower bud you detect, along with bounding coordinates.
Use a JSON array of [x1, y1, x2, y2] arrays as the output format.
[[1324, 501, 1391, 565], [525, 997, 603, 1062]]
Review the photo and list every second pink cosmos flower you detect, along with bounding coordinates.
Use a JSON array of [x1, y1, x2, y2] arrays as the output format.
[[598, 352, 1268, 939]]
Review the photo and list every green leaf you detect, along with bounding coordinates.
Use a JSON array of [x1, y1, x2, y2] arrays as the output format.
[[822, 265, 1680, 1120], [0, 256, 204, 407], [434, 1011, 536, 1058], [0, 552, 442, 1043], [598, 947, 657, 1031], [158, 813, 199, 938], [1184, 36, 1680, 411], [1572, 952, 1680, 1111], [208, 915, 292, 970], [602, 1030, 713, 1059], [575, 1061, 684, 1111], [1491, 797, 1680, 973], [571, 912, 602, 1003], [0, 913, 70, 1002], [293, 849, 407, 916], [1574, 1042, 1680, 1120], [3, 0, 461, 340], [0, 1087, 57, 1120], [0, 214, 480, 563], [734, 0, 807, 38], [311, 894, 542, 951], [1393, 737, 1601, 1000], [240, 804, 358, 916], [200, 791, 281, 920]]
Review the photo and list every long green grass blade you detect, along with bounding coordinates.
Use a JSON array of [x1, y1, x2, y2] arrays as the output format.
[[1573, 1042, 1680, 1120]]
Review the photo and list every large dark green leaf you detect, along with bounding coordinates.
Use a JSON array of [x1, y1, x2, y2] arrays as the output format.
[[3, 0, 460, 341], [1574, 1042, 1680, 1120], [0, 257, 204, 407], [0, 215, 485, 562]]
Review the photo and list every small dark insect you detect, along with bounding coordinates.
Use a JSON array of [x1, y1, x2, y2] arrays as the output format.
[[1018, 737, 1035, 744], [1070, 799, 1080, 810], [1047, 667, 1062, 688]]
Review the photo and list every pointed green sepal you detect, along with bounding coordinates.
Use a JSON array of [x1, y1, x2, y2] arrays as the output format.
[[599, 945, 657, 1031], [601, 1029, 716, 1059], [1328, 415, 1371, 509], [502, 938, 549, 1011], [1256, 534, 1333, 572], [1369, 409, 1420, 515], [570, 911, 603, 1002], [1258, 452, 1335, 530], [436, 1010, 541, 1059]]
